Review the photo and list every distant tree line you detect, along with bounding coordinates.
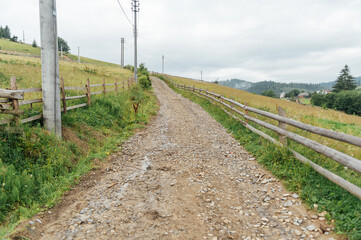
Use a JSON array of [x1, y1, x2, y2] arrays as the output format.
[[219, 79, 335, 97], [261, 89, 276, 98], [1, 25, 71, 54], [247, 81, 331, 97], [285, 89, 302, 98], [311, 65, 360, 116], [0, 25, 11, 39], [0, 25, 18, 42]]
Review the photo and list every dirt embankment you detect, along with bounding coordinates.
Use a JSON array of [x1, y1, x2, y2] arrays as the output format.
[[15, 77, 338, 240]]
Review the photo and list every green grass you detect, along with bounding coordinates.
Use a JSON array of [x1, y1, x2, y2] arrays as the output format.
[[0, 87, 158, 239], [0, 38, 120, 67], [299, 98, 311, 105], [0, 39, 41, 56], [160, 77, 361, 240]]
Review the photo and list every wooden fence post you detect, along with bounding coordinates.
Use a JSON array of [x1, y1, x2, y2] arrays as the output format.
[[10, 77, 20, 125], [103, 78, 106, 96], [86, 78, 91, 107], [115, 78, 118, 94], [245, 102, 249, 123], [278, 106, 287, 145], [60, 76, 67, 114], [123, 79, 125, 92], [127, 77, 130, 89]]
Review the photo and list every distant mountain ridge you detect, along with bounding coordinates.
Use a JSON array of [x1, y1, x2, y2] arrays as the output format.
[[219, 78, 361, 97]]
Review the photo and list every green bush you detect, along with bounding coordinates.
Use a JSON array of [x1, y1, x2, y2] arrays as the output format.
[[124, 65, 134, 72], [138, 63, 151, 89], [311, 91, 361, 116], [311, 93, 325, 107], [139, 75, 151, 89], [324, 93, 336, 109], [334, 91, 361, 115], [31, 40, 37, 48], [261, 89, 276, 98]]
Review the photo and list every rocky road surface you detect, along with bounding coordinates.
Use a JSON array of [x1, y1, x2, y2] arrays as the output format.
[[18, 77, 338, 240]]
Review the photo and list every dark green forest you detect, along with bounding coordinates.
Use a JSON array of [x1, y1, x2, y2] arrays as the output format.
[[219, 78, 361, 98]]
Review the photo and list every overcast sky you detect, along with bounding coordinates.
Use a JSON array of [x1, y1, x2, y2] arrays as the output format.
[[1, 0, 361, 83]]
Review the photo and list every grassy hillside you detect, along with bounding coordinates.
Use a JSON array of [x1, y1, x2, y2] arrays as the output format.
[[0, 39, 41, 55], [0, 53, 131, 98], [0, 38, 119, 67]]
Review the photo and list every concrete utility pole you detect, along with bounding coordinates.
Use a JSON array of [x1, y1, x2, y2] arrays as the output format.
[[132, 0, 139, 83], [39, 0, 62, 137], [78, 46, 80, 63], [121, 38, 125, 68], [162, 55, 164, 74]]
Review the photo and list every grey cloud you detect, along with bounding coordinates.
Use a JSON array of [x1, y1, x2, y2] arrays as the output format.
[[1, 0, 361, 83]]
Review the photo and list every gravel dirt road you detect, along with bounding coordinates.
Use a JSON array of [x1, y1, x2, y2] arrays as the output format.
[[18, 77, 338, 240]]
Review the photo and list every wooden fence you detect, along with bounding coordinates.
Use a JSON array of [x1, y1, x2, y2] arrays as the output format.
[[174, 83, 361, 200], [0, 76, 135, 126]]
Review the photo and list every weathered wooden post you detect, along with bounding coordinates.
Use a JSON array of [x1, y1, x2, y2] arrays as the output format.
[[10, 77, 20, 125], [245, 102, 249, 124], [86, 78, 91, 107], [278, 106, 287, 145], [115, 78, 118, 94], [122, 79, 125, 92], [60, 76, 67, 114], [103, 78, 106, 96], [127, 77, 130, 89]]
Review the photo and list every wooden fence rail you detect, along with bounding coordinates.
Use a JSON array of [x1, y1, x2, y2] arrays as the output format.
[[0, 76, 133, 126], [174, 83, 361, 200], [193, 87, 361, 148]]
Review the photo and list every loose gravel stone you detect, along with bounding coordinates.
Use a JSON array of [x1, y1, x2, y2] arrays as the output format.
[[307, 225, 316, 231]]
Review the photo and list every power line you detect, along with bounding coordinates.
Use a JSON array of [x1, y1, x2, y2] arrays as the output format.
[[116, 0, 133, 26]]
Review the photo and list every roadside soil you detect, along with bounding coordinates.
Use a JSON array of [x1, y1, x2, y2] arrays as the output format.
[[15, 77, 339, 240]]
